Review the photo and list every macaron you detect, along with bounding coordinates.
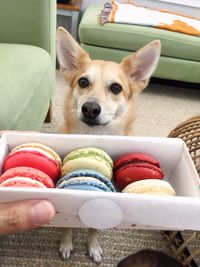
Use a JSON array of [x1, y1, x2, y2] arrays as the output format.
[[3, 143, 62, 182], [57, 177, 114, 192], [113, 153, 164, 189], [0, 167, 54, 188], [123, 179, 176, 196], [57, 169, 116, 192], [61, 147, 113, 179]]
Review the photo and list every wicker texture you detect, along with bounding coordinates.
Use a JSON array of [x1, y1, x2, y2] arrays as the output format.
[[169, 115, 200, 176], [164, 114, 200, 267]]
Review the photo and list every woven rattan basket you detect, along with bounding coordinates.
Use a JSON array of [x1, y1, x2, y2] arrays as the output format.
[[163, 114, 200, 267]]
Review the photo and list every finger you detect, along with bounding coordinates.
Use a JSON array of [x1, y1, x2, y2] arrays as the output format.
[[0, 200, 55, 235]]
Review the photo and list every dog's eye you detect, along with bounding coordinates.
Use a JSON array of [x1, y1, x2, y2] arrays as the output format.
[[109, 83, 122, 94], [78, 77, 89, 88]]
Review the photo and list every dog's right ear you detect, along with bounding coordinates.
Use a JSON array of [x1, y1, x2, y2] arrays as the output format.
[[56, 27, 90, 71]]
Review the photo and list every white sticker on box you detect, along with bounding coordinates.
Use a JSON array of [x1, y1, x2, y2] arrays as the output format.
[[79, 198, 123, 229]]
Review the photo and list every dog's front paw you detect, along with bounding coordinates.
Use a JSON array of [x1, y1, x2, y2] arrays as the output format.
[[59, 240, 73, 260], [59, 228, 73, 260], [89, 243, 103, 263]]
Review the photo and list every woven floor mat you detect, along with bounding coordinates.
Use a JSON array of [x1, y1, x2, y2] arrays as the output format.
[[0, 228, 169, 267]]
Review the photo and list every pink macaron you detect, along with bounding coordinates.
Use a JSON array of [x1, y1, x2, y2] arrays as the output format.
[[3, 143, 62, 182], [113, 153, 164, 190], [0, 167, 54, 188]]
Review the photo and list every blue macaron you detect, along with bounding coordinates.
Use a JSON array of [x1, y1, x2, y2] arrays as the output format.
[[56, 169, 116, 192]]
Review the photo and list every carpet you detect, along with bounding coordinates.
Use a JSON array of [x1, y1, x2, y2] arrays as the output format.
[[1, 71, 200, 267]]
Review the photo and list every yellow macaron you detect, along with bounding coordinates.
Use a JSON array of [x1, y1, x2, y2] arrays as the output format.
[[122, 179, 176, 196]]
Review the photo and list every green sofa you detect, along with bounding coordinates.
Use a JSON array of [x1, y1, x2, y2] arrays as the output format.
[[79, 5, 200, 84], [0, 0, 56, 131]]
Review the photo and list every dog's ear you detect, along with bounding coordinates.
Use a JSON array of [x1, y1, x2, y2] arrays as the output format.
[[56, 27, 90, 71], [121, 40, 161, 82]]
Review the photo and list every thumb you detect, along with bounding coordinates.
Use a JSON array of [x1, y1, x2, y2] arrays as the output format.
[[0, 200, 55, 235]]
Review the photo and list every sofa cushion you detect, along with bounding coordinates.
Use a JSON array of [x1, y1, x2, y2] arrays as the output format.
[[0, 44, 54, 130], [79, 5, 200, 62], [81, 44, 200, 83]]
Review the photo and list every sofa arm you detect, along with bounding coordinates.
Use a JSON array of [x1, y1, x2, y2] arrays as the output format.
[[0, 0, 56, 63]]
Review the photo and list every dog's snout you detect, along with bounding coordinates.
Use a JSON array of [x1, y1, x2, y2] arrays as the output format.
[[82, 102, 101, 119]]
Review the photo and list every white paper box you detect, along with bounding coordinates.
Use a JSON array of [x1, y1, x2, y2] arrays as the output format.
[[0, 132, 199, 231]]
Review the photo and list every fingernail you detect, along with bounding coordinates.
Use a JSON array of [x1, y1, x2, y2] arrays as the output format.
[[31, 201, 55, 226]]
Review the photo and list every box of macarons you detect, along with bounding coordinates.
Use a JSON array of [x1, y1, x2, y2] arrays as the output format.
[[0, 132, 200, 231]]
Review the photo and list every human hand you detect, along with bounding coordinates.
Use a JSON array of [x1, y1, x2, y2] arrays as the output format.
[[0, 131, 55, 234], [0, 200, 55, 235]]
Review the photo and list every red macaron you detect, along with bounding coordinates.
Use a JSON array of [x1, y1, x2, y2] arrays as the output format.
[[113, 153, 164, 190], [0, 167, 54, 188], [3, 143, 62, 182]]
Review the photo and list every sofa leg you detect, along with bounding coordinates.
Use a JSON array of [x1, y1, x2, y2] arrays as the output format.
[[45, 102, 52, 123]]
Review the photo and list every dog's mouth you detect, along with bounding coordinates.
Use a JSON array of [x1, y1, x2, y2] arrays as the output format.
[[81, 118, 109, 127]]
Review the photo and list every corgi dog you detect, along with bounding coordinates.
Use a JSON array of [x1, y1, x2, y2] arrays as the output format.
[[56, 27, 161, 263]]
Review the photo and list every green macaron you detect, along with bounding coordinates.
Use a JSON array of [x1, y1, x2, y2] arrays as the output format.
[[61, 147, 113, 179]]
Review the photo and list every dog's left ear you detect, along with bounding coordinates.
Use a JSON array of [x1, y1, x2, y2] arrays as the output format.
[[121, 40, 161, 82], [56, 27, 90, 71]]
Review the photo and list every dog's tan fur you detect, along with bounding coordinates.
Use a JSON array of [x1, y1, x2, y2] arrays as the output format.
[[56, 27, 161, 263], [57, 27, 161, 136]]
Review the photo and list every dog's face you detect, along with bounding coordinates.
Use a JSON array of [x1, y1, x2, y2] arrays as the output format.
[[56, 28, 161, 133], [65, 60, 131, 127]]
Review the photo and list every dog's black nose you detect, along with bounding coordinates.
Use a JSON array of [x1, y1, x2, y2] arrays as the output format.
[[81, 101, 101, 119]]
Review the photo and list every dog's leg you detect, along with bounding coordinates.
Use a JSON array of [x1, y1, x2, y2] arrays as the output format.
[[59, 228, 73, 260], [88, 228, 103, 263]]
